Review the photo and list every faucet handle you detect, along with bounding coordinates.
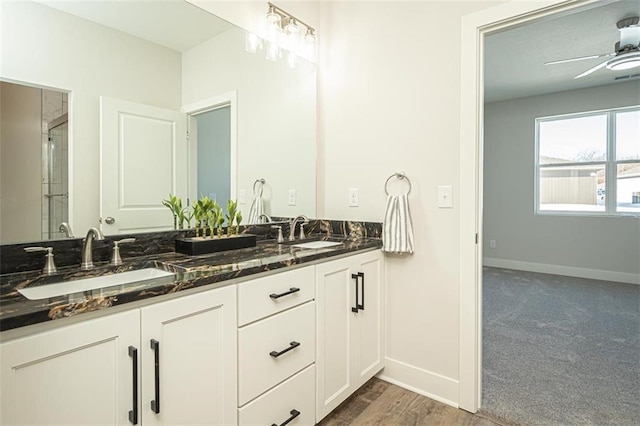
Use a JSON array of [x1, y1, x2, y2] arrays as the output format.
[[299, 223, 306, 240], [271, 225, 284, 243], [24, 246, 57, 275], [111, 238, 136, 266]]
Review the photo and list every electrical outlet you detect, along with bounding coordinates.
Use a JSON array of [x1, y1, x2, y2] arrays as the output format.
[[438, 185, 453, 208], [489, 240, 496, 249], [348, 188, 359, 207], [288, 189, 297, 206], [238, 189, 246, 204]]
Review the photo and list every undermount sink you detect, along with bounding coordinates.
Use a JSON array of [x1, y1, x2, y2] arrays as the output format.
[[18, 268, 175, 301], [292, 240, 343, 249]]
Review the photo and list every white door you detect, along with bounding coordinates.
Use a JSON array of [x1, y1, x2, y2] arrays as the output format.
[[140, 286, 237, 426], [0, 310, 140, 425], [100, 97, 187, 234]]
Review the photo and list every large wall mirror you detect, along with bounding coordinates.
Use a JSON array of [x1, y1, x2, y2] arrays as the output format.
[[0, 0, 317, 244]]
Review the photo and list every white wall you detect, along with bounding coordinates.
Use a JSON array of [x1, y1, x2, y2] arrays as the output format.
[[484, 81, 640, 283], [1, 1, 181, 234], [318, 1, 501, 405], [0, 82, 41, 242]]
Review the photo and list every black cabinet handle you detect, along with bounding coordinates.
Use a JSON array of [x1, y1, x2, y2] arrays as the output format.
[[150, 339, 160, 414], [270, 341, 300, 358], [128, 346, 138, 425], [351, 273, 359, 313], [270, 287, 300, 299], [357, 272, 365, 310], [271, 409, 301, 426]]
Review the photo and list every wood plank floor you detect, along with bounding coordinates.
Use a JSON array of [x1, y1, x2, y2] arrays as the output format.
[[318, 378, 502, 426]]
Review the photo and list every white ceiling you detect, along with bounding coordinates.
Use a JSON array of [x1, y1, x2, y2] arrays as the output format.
[[484, 0, 640, 103], [36, 0, 233, 52]]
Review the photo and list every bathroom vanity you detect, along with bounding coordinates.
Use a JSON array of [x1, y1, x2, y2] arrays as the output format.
[[0, 235, 384, 425]]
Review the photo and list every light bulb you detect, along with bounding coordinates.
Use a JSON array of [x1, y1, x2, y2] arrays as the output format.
[[304, 28, 316, 43], [285, 18, 300, 35], [265, 6, 280, 24]]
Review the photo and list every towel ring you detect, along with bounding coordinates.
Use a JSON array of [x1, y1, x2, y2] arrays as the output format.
[[384, 172, 412, 196], [253, 178, 265, 197]]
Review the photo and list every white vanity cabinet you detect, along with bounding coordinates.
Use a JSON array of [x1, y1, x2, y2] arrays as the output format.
[[315, 250, 385, 422], [1, 248, 385, 426], [0, 309, 140, 425], [140, 285, 237, 426], [237, 266, 317, 426], [0, 285, 237, 426]]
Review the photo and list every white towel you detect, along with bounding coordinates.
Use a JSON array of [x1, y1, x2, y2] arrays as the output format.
[[247, 195, 264, 224], [382, 194, 414, 254]]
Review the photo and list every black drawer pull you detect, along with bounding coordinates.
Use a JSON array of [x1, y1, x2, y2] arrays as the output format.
[[270, 287, 300, 299], [351, 273, 359, 313], [128, 346, 138, 425], [271, 409, 301, 426], [357, 272, 365, 310], [150, 339, 160, 414], [270, 341, 300, 358]]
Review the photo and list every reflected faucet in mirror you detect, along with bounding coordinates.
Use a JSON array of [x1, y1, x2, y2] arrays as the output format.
[[80, 227, 104, 270], [58, 222, 74, 238]]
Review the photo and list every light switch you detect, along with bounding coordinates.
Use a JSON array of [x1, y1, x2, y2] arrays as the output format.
[[238, 189, 246, 204], [438, 185, 453, 208]]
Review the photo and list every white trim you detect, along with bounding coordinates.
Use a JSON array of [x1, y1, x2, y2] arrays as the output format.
[[377, 358, 459, 408], [483, 257, 640, 285], [459, 0, 600, 413], [182, 91, 238, 204]]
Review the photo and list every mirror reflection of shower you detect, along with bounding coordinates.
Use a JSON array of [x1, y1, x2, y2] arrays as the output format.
[[0, 81, 69, 243], [45, 111, 69, 239]]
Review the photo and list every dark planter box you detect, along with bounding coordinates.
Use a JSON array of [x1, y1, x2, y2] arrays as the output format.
[[175, 234, 257, 256]]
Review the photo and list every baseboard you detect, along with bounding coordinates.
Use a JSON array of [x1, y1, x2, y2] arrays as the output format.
[[376, 357, 459, 408], [483, 257, 640, 285]]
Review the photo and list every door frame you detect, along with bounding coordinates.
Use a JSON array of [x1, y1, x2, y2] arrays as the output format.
[[182, 91, 238, 206], [458, 0, 601, 412]]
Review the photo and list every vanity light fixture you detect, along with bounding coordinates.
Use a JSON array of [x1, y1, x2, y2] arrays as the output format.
[[264, 2, 316, 55]]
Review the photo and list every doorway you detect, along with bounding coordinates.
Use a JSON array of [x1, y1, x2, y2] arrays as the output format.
[[459, 0, 640, 418], [190, 105, 232, 207], [0, 80, 69, 243]]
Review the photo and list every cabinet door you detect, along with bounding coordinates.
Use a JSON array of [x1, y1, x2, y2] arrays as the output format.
[[315, 256, 357, 421], [141, 286, 237, 426], [0, 310, 140, 426], [352, 250, 384, 386]]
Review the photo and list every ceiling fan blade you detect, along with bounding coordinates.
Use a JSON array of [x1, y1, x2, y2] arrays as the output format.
[[574, 60, 609, 79], [545, 52, 614, 65]]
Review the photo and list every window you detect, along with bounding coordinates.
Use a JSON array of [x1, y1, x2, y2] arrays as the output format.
[[536, 106, 640, 216]]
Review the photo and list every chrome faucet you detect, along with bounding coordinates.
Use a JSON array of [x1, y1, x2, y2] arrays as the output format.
[[258, 213, 272, 223], [81, 227, 105, 270], [58, 222, 74, 238], [289, 215, 309, 241]]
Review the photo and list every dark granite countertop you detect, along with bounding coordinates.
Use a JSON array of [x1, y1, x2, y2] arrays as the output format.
[[0, 235, 381, 332]]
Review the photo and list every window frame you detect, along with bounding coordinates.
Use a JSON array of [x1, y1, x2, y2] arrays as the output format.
[[534, 105, 640, 218]]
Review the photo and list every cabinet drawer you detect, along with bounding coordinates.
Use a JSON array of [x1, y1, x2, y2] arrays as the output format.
[[239, 364, 315, 426], [238, 266, 315, 326], [238, 302, 315, 405]]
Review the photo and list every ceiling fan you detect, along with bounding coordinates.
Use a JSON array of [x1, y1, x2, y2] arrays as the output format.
[[545, 16, 640, 79]]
